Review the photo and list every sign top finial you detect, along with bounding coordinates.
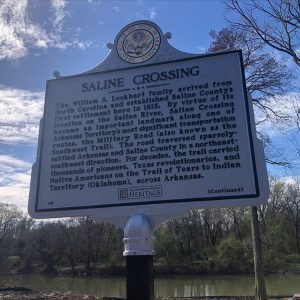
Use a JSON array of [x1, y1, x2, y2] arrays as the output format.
[[68, 20, 196, 75]]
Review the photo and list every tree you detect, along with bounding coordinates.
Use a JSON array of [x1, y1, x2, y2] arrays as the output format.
[[251, 206, 267, 300], [98, 222, 123, 264], [28, 222, 64, 275], [224, 207, 251, 242], [201, 208, 224, 249], [225, 0, 300, 175], [58, 219, 80, 275], [225, 0, 300, 67], [258, 177, 286, 235], [76, 217, 98, 276], [208, 27, 292, 300], [215, 235, 250, 273], [209, 27, 292, 165], [155, 224, 179, 271], [0, 203, 23, 273], [0, 203, 22, 244], [258, 178, 292, 264], [283, 182, 300, 253]]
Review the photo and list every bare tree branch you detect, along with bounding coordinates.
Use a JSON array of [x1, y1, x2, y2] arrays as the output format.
[[226, 0, 300, 67], [208, 26, 293, 166]]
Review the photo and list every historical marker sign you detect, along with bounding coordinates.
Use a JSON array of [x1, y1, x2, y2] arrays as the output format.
[[29, 21, 269, 222]]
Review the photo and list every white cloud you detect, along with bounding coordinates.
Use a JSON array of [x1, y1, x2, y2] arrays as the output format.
[[277, 175, 300, 185], [0, 155, 32, 210], [0, 187, 29, 210], [87, 0, 102, 5], [255, 92, 300, 137], [134, 11, 146, 19], [0, 86, 41, 210], [73, 39, 93, 50], [149, 7, 156, 20], [35, 39, 48, 48], [51, 0, 69, 33], [113, 6, 121, 12], [134, 7, 157, 21], [0, 0, 47, 60], [0, 85, 44, 144], [0, 155, 31, 173], [196, 46, 206, 53], [0, 0, 94, 61]]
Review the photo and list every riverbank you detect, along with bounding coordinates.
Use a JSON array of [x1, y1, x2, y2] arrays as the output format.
[[0, 285, 99, 299], [5, 260, 300, 278], [0, 287, 295, 300], [3, 252, 300, 277], [0, 286, 129, 299]]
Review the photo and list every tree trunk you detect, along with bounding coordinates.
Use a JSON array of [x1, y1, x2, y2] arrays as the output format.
[[67, 254, 76, 276], [251, 206, 267, 300], [85, 251, 91, 276]]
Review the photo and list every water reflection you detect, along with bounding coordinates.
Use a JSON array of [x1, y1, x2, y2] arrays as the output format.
[[0, 274, 299, 298], [155, 275, 255, 297]]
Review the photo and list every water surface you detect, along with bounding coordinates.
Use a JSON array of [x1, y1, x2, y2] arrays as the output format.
[[1, 274, 299, 298]]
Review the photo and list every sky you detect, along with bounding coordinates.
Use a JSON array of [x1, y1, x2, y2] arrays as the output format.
[[0, 0, 299, 212]]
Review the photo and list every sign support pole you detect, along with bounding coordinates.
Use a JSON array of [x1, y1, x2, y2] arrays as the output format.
[[123, 214, 155, 300]]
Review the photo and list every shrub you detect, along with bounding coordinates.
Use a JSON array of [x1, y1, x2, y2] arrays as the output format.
[[214, 236, 251, 274]]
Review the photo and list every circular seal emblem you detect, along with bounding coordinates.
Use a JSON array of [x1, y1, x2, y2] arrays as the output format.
[[117, 23, 161, 64]]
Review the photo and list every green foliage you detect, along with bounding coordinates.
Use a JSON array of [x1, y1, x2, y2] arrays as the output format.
[[107, 249, 123, 266], [155, 226, 181, 271], [263, 248, 287, 273], [214, 235, 251, 274]]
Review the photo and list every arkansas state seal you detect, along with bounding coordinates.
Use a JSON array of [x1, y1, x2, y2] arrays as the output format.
[[116, 23, 161, 64]]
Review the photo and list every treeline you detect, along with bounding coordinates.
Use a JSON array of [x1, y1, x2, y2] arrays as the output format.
[[0, 178, 299, 276], [156, 178, 300, 274]]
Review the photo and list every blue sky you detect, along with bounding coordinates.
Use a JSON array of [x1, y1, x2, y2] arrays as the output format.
[[0, 0, 299, 211]]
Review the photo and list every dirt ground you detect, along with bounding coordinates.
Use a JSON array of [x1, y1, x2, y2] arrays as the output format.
[[0, 287, 294, 300], [0, 286, 126, 300]]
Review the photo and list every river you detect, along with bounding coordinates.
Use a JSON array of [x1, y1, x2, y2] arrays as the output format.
[[0, 274, 299, 298]]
